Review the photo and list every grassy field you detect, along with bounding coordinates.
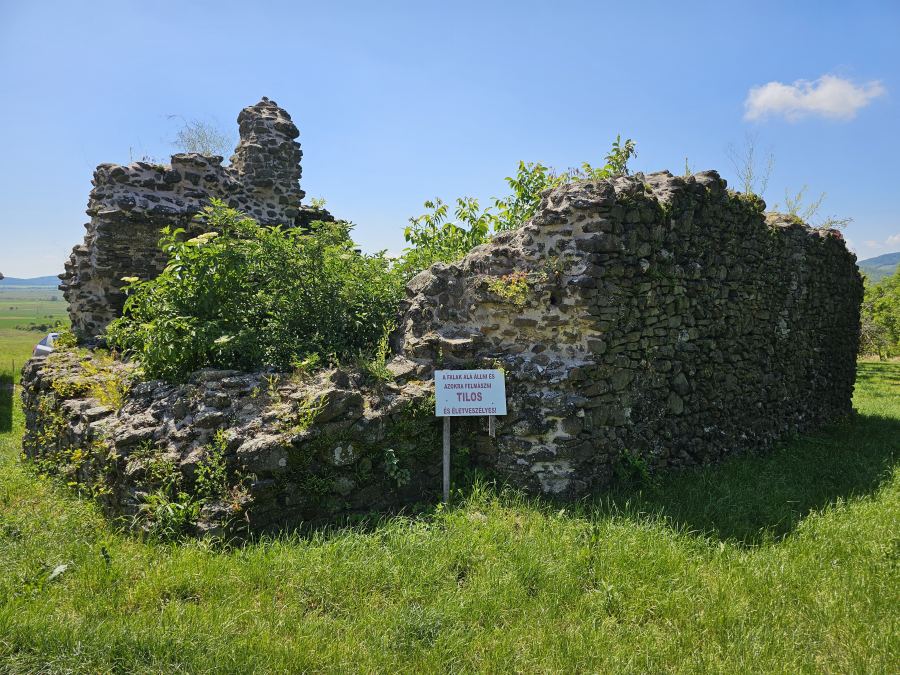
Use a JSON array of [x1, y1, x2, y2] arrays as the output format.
[[0, 286, 68, 333], [0, 287, 68, 389], [0, 356, 897, 672]]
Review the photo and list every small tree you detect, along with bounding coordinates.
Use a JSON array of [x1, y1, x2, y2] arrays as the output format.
[[398, 136, 637, 277], [860, 267, 900, 359], [397, 197, 494, 278]]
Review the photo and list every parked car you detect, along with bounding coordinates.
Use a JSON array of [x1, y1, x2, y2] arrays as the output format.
[[32, 332, 60, 357]]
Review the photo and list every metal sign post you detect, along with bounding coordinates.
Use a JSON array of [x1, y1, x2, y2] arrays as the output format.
[[434, 369, 507, 504], [443, 417, 451, 503]]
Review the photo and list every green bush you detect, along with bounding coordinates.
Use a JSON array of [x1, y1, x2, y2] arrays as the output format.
[[107, 201, 404, 381]]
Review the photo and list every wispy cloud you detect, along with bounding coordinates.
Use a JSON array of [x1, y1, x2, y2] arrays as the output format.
[[744, 75, 885, 122], [850, 233, 900, 257]]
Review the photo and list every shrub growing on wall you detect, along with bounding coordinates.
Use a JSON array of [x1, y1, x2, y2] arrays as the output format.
[[107, 201, 404, 380], [397, 136, 637, 278]]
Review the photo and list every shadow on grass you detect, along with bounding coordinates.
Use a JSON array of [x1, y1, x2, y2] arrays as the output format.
[[279, 404, 898, 547], [0, 371, 12, 433], [857, 360, 900, 389], [578, 410, 899, 547], [243, 364, 900, 547]]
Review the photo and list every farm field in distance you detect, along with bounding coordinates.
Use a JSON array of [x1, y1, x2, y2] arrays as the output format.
[[0, 285, 68, 383], [0, 285, 68, 330], [0, 348, 897, 671]]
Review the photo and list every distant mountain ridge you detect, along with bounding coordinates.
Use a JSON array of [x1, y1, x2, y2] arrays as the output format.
[[0, 275, 61, 287], [858, 252, 900, 282]]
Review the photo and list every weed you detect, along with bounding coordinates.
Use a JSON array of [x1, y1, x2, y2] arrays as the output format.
[[279, 394, 328, 434], [264, 374, 282, 402], [358, 322, 395, 383], [383, 447, 411, 487], [194, 429, 229, 503], [290, 353, 322, 380], [614, 448, 654, 485], [81, 353, 131, 410], [486, 271, 530, 306]]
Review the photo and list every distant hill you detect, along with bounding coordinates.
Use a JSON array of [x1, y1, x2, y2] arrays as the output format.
[[0, 275, 61, 287], [858, 252, 900, 282]]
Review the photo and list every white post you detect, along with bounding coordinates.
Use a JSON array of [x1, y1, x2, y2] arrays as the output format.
[[443, 416, 451, 504]]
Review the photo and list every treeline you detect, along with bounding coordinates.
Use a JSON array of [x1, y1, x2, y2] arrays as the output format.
[[860, 265, 900, 359]]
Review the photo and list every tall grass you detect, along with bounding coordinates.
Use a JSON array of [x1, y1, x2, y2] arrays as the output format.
[[0, 362, 897, 672]]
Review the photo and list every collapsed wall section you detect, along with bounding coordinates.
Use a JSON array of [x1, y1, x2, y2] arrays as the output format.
[[60, 97, 330, 340], [21, 351, 450, 535]]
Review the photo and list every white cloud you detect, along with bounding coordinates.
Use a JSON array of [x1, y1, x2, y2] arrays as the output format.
[[744, 75, 885, 121], [853, 233, 900, 257]]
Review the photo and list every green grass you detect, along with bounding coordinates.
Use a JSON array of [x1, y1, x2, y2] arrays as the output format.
[[0, 288, 69, 393], [0, 360, 897, 672], [1, 323, 62, 432]]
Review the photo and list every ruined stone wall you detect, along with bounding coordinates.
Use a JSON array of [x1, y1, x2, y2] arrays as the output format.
[[24, 167, 863, 534], [21, 350, 447, 535], [390, 170, 862, 493], [61, 98, 330, 340]]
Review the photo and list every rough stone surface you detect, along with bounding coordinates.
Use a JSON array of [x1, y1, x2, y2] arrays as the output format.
[[389, 171, 862, 494], [21, 350, 451, 535], [25, 163, 863, 534], [60, 97, 332, 340]]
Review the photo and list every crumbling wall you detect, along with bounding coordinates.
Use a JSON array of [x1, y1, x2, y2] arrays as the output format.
[[390, 170, 863, 493], [61, 97, 330, 340], [25, 163, 863, 534], [21, 350, 448, 535]]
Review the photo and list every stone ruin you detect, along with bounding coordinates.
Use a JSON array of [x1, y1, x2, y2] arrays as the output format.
[[391, 175, 862, 493], [60, 97, 331, 340], [23, 99, 864, 534]]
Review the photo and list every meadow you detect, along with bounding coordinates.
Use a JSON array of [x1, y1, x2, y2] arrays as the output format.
[[0, 286, 68, 386], [0, 337, 897, 671], [0, 287, 67, 328]]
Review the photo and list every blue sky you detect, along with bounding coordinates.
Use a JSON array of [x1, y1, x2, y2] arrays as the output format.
[[1, 0, 897, 277]]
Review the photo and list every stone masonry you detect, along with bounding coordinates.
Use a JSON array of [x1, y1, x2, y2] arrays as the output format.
[[60, 97, 330, 340], [21, 351, 443, 535], [389, 172, 862, 494], [24, 99, 864, 533]]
